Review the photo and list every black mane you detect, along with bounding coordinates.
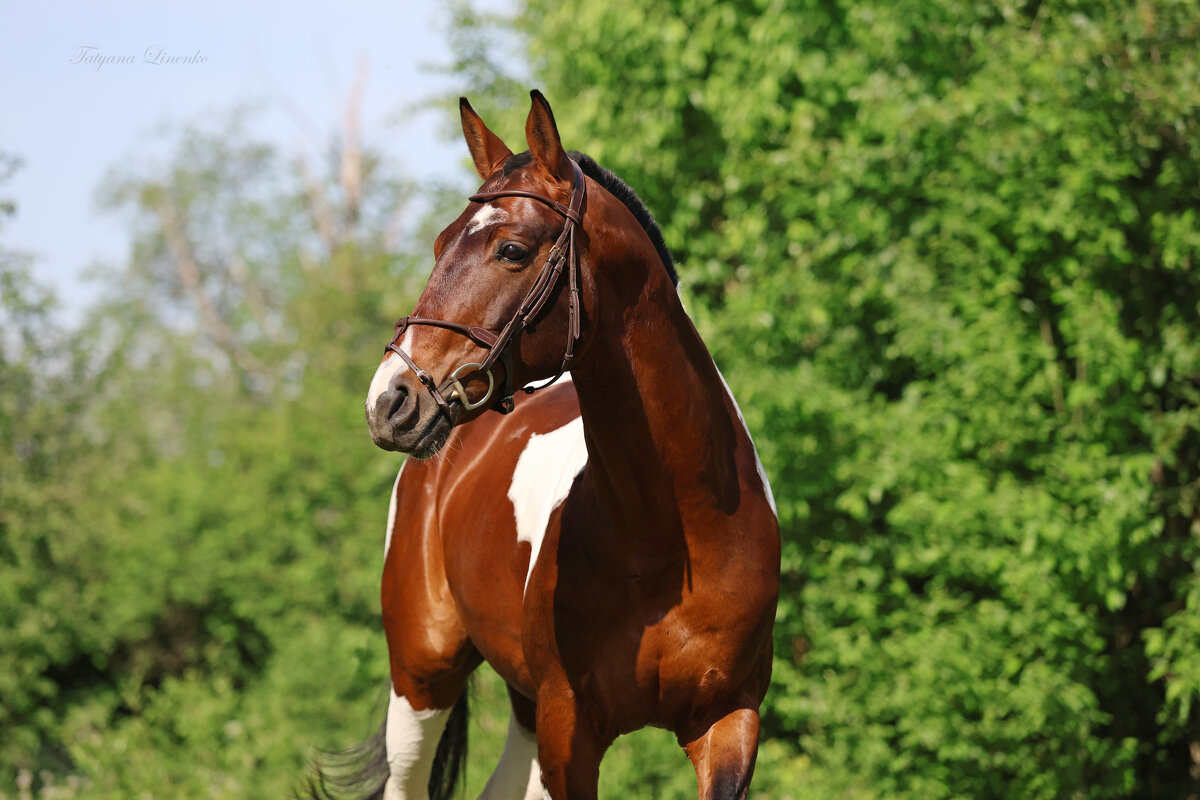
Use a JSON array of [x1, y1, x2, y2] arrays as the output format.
[[500, 150, 679, 287]]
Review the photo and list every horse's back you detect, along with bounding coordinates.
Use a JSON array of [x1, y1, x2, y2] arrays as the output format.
[[382, 381, 583, 696]]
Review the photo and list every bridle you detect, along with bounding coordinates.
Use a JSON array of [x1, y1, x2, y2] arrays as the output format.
[[383, 157, 586, 416]]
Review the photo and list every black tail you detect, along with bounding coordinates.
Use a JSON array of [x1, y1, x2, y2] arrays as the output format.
[[301, 688, 469, 800], [430, 691, 469, 800]]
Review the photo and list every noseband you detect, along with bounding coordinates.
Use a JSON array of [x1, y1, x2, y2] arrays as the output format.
[[383, 158, 586, 416]]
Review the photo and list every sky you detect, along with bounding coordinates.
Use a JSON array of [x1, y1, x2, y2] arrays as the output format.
[[0, 1, 509, 320]]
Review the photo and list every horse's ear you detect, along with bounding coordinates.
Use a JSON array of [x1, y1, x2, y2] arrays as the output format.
[[525, 90, 572, 182], [460, 97, 513, 179]]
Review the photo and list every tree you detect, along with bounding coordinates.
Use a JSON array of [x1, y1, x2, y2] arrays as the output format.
[[0, 83, 437, 795]]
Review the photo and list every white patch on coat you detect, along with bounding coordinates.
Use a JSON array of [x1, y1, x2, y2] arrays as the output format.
[[383, 689, 451, 800], [467, 205, 510, 235], [478, 713, 543, 800], [367, 331, 415, 412], [507, 416, 588, 594], [384, 461, 406, 559], [714, 365, 779, 518]]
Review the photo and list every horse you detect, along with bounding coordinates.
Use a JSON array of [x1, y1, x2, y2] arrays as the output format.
[[315, 90, 779, 800]]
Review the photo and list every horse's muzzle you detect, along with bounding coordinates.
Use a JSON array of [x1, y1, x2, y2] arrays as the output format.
[[367, 363, 461, 456]]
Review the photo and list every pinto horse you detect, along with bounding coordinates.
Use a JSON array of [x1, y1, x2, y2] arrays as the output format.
[[318, 91, 779, 800]]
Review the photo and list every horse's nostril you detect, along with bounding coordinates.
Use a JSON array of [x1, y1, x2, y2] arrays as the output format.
[[384, 384, 418, 430]]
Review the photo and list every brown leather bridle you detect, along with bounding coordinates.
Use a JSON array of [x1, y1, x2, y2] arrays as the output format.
[[383, 158, 586, 416]]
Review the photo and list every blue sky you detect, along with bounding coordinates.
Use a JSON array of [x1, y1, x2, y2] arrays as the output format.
[[0, 1, 511, 319]]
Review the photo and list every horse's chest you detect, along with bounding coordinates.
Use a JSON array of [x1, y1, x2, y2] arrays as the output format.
[[501, 410, 765, 719], [523, 507, 733, 709], [525, 551, 749, 734]]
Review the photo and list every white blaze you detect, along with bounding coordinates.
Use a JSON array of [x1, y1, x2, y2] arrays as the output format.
[[467, 205, 510, 235], [507, 416, 588, 594], [367, 331, 415, 411]]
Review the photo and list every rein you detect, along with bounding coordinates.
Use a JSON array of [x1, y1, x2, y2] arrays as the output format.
[[384, 158, 586, 416]]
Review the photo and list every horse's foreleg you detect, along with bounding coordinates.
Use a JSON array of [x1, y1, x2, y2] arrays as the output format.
[[533, 687, 607, 800], [682, 707, 761, 800], [477, 687, 541, 800]]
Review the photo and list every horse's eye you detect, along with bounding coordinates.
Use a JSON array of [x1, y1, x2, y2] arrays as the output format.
[[499, 243, 529, 262]]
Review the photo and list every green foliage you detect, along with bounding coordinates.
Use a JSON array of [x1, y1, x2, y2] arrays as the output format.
[[0, 118, 424, 797]]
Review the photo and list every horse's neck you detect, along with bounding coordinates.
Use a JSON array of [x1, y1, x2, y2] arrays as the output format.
[[572, 273, 744, 539]]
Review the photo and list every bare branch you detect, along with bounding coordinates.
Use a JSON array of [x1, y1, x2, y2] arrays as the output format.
[[155, 197, 268, 381], [228, 252, 283, 344], [340, 57, 368, 228], [299, 157, 339, 253]]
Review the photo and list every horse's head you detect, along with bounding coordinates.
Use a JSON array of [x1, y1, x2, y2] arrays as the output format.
[[366, 91, 595, 457]]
